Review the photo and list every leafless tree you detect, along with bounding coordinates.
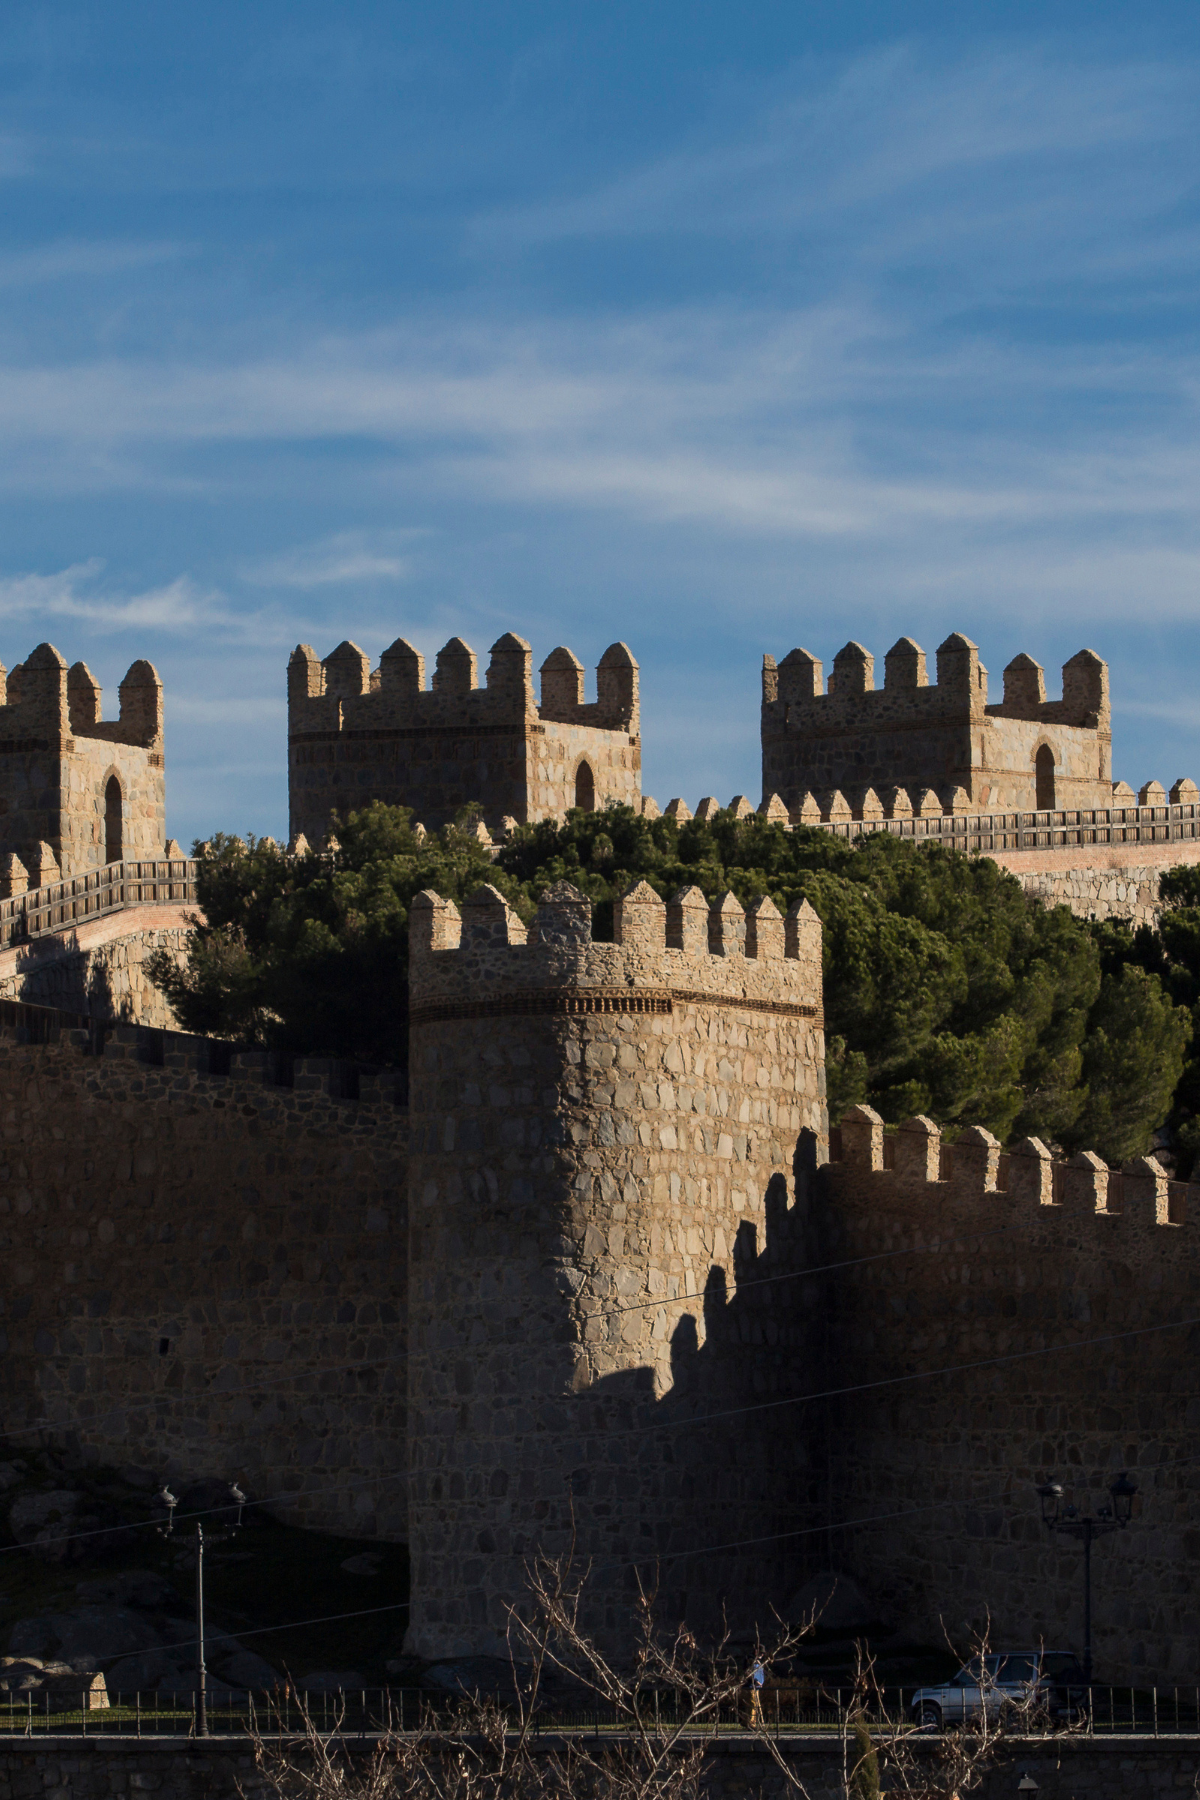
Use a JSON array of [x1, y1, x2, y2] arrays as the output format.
[[244, 1548, 818, 1800], [835, 1623, 1084, 1800], [506, 1547, 817, 1800]]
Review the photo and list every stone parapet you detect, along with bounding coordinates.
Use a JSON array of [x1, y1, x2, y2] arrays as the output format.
[[0, 857, 197, 952], [409, 878, 822, 1018], [0, 1734, 1194, 1800], [668, 790, 1200, 922], [827, 1103, 1192, 1239]]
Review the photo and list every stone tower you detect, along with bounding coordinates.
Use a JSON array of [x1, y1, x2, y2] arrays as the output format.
[[287, 632, 642, 843], [762, 634, 1111, 818], [405, 877, 826, 1658], [0, 643, 166, 883]]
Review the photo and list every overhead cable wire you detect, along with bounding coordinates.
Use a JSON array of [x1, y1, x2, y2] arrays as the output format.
[[7, 1311, 1198, 1559], [1, 1222, 1018, 1447]]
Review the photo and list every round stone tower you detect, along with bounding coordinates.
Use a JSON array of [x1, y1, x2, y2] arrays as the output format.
[[405, 877, 826, 1660]]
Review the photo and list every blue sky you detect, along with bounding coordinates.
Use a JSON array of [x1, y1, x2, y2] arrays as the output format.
[[3, 1, 1200, 843]]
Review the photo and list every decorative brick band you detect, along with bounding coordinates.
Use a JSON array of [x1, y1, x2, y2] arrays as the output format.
[[670, 989, 820, 1021], [411, 988, 674, 1026], [291, 722, 547, 745], [411, 987, 820, 1027]]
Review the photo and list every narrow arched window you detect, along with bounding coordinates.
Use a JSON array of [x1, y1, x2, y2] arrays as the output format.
[[575, 761, 595, 812], [1035, 745, 1055, 812], [104, 776, 123, 864]]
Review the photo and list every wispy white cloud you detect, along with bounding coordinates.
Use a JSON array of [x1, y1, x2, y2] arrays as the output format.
[[0, 562, 250, 636], [0, 239, 190, 288], [241, 529, 421, 589], [0, 42, 1196, 652], [1114, 699, 1200, 728], [470, 45, 1191, 271]]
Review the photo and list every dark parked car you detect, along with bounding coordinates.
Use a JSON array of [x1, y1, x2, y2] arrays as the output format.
[[911, 1653, 1087, 1730]]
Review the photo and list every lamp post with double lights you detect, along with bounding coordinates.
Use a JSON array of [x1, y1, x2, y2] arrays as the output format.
[[1036, 1471, 1137, 1685], [156, 1482, 247, 1737]]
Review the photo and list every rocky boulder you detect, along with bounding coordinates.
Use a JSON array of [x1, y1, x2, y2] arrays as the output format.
[[9, 1606, 163, 1665], [0, 1658, 109, 1709]]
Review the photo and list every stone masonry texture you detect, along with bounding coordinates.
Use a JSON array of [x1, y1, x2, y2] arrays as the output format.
[[0, 912, 192, 1029], [820, 1107, 1200, 1686], [0, 1018, 408, 1540], [3, 616, 1200, 1691], [3, 874, 1200, 1684], [405, 878, 826, 1658], [288, 632, 641, 843]]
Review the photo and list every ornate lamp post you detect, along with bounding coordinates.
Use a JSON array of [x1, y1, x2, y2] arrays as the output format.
[[156, 1481, 247, 1737], [1036, 1471, 1137, 1684]]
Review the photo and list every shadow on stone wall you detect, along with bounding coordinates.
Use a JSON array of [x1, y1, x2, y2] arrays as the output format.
[[0, 926, 186, 1029], [555, 1137, 831, 1648]]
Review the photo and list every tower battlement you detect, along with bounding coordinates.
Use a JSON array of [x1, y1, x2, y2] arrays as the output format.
[[409, 878, 822, 1014], [288, 633, 641, 843], [763, 633, 1112, 818], [0, 643, 166, 881]]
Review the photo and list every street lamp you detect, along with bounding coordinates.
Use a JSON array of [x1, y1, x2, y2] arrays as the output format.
[[156, 1481, 247, 1737], [1036, 1471, 1138, 1684], [1016, 1774, 1039, 1797]]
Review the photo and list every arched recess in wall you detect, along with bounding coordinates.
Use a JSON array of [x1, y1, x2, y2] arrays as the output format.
[[104, 775, 123, 864], [1035, 744, 1056, 812], [575, 760, 596, 812]]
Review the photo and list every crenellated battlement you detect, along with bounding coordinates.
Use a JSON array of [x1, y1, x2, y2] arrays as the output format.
[[763, 632, 1113, 817], [0, 642, 167, 882], [762, 635, 1109, 729], [408, 878, 823, 1026], [826, 1102, 1191, 1237], [289, 633, 638, 735], [0, 643, 163, 751], [288, 632, 641, 842]]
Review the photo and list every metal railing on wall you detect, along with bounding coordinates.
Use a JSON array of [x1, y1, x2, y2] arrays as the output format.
[[817, 801, 1200, 856], [0, 858, 198, 953], [3, 1684, 1199, 1739]]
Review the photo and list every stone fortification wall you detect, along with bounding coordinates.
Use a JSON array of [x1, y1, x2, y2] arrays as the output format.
[[405, 878, 826, 1659], [0, 1010, 408, 1540], [662, 790, 1200, 925], [288, 633, 640, 843], [818, 1106, 1200, 1685], [0, 906, 192, 1028], [992, 840, 1200, 928], [761, 633, 1111, 817], [0, 644, 166, 881], [0, 1734, 1195, 1800]]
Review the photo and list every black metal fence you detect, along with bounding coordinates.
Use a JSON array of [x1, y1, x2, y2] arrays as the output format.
[[2, 1687, 1199, 1738]]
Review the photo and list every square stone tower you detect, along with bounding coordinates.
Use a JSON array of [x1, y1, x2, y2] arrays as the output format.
[[287, 632, 641, 842], [762, 633, 1111, 817], [0, 644, 166, 883]]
